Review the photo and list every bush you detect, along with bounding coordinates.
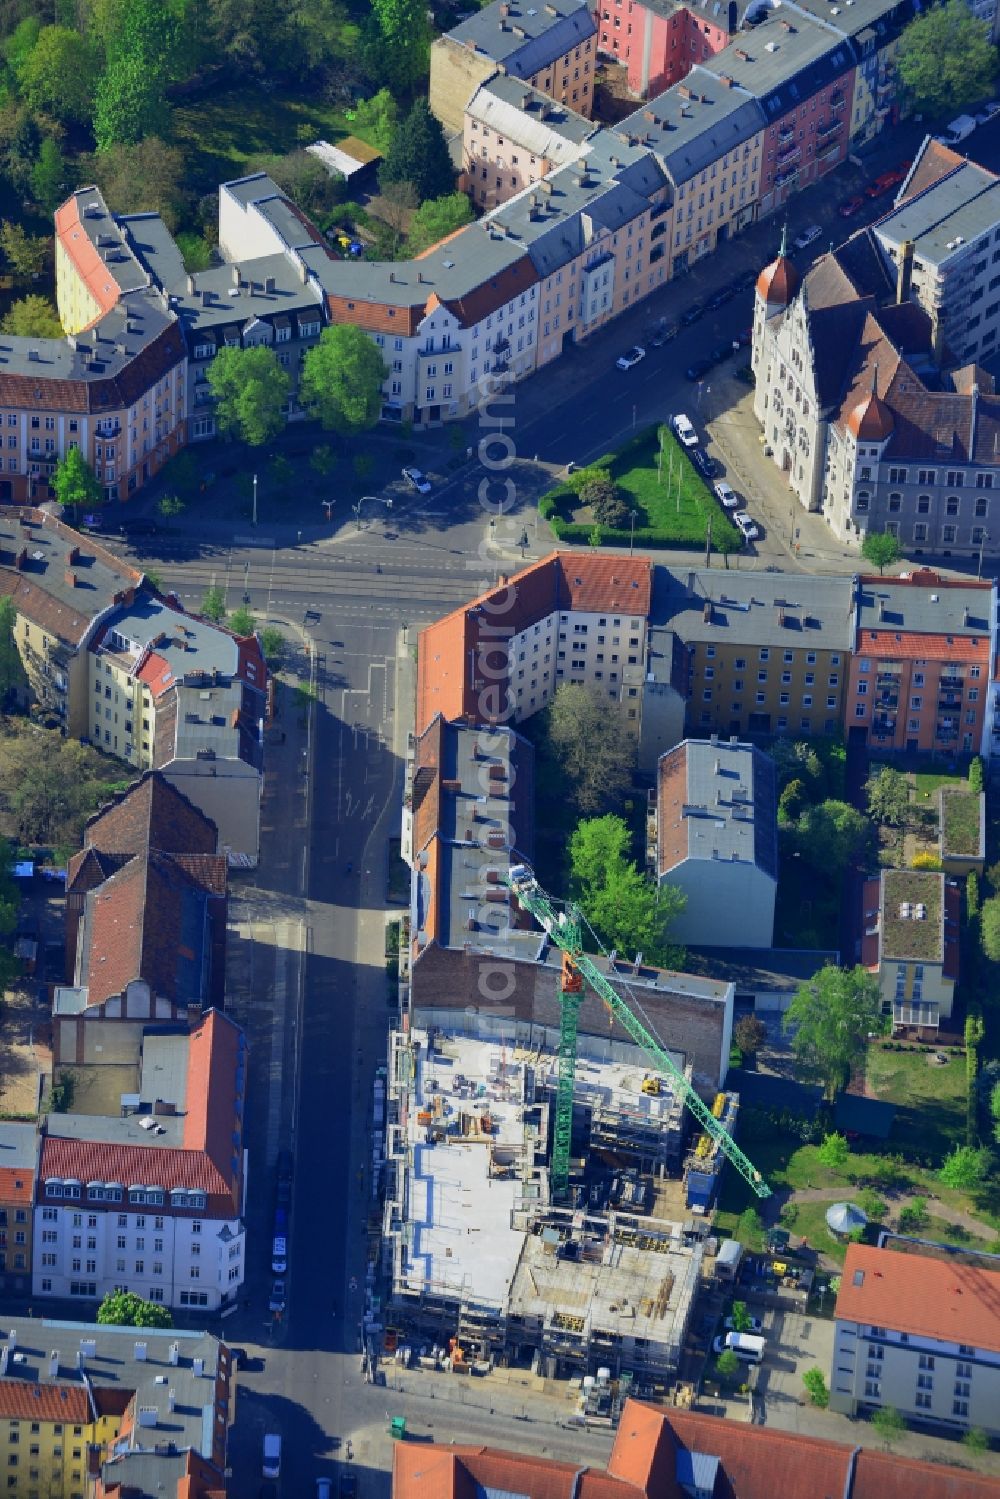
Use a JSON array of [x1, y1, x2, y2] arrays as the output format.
[[911, 850, 943, 870], [897, 1196, 929, 1233], [968, 871, 980, 921], [969, 756, 985, 793], [803, 1368, 829, 1408]]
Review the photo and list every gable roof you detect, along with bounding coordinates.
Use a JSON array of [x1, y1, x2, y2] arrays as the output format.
[[836, 1242, 1000, 1350]]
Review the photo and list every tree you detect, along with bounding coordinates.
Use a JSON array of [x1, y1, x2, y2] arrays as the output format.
[[861, 529, 901, 575], [778, 777, 808, 824], [939, 1144, 992, 1192], [300, 326, 387, 434], [53, 449, 102, 514], [310, 444, 336, 477], [200, 586, 226, 623], [856, 1187, 888, 1222], [206, 346, 290, 447], [1, 295, 61, 338], [92, 0, 180, 151], [97, 1290, 173, 1328], [373, 178, 418, 257], [0, 221, 49, 281], [578, 471, 633, 529], [736, 1207, 762, 1247], [90, 137, 186, 231], [733, 1014, 767, 1059], [158, 493, 186, 518], [380, 99, 454, 203], [897, 1196, 929, 1233], [569, 814, 686, 968], [353, 88, 399, 153], [795, 800, 869, 875], [802, 1368, 829, 1408], [547, 683, 635, 817], [261, 625, 284, 663], [227, 605, 256, 637], [589, 524, 603, 547], [30, 138, 67, 214], [897, 0, 996, 116], [866, 765, 909, 828], [981, 895, 1000, 961], [729, 1300, 752, 1333], [963, 1427, 991, 1456], [246, 149, 342, 220], [175, 231, 214, 273], [715, 1348, 740, 1381], [817, 1132, 850, 1171], [991, 1080, 1000, 1146], [871, 1405, 906, 1449], [783, 965, 886, 1102], [20, 26, 95, 124], [0, 596, 26, 707], [407, 192, 474, 254], [770, 738, 824, 794], [368, 0, 430, 93], [2, 16, 41, 78]]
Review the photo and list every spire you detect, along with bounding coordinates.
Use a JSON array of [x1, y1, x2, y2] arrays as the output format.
[[873, 362, 879, 398]]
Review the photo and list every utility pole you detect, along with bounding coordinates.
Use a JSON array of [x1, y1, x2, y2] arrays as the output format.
[[705, 513, 713, 568], [252, 473, 258, 527]]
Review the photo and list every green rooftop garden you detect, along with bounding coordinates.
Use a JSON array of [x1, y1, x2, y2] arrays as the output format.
[[881, 869, 943, 961], [940, 787, 983, 858]]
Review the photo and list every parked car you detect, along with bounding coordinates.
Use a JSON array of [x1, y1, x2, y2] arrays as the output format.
[[671, 413, 698, 448], [734, 510, 760, 541], [681, 302, 703, 325], [616, 345, 646, 370], [340, 1473, 358, 1499], [724, 1313, 764, 1334], [262, 1433, 282, 1480], [712, 1332, 765, 1363], [648, 321, 678, 346], [838, 194, 866, 219], [975, 100, 1000, 124], [692, 448, 718, 479], [402, 466, 432, 494], [686, 359, 712, 381], [272, 1235, 288, 1274], [707, 287, 735, 310], [269, 1279, 286, 1313], [317, 1480, 333, 1499], [710, 340, 734, 364], [866, 165, 908, 199], [939, 113, 976, 145], [793, 224, 821, 250], [736, 326, 752, 348], [714, 481, 739, 509]]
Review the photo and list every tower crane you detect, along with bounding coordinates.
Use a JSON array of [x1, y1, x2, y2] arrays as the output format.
[[503, 863, 770, 1202]]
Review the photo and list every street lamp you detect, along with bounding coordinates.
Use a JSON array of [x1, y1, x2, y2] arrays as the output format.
[[353, 494, 393, 530], [252, 473, 258, 527], [978, 530, 991, 579]]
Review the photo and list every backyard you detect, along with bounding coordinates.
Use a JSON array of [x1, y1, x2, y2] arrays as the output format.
[[941, 786, 982, 857], [540, 425, 741, 551]]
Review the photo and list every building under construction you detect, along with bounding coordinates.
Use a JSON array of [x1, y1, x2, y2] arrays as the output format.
[[380, 1026, 702, 1383]]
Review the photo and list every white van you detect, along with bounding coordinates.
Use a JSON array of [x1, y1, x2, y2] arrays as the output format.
[[262, 1432, 282, 1479], [721, 1331, 765, 1364], [271, 1235, 287, 1274]]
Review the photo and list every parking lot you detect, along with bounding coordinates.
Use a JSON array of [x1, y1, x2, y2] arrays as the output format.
[[753, 1309, 835, 1421]]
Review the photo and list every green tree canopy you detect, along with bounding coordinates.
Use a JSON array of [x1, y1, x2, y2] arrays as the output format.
[[227, 605, 256, 637], [381, 99, 454, 203], [715, 1349, 740, 1381], [733, 1013, 767, 1058], [981, 895, 1000, 961], [871, 1404, 906, 1449], [300, 325, 387, 434], [546, 682, 635, 816], [353, 88, 399, 153], [939, 1144, 992, 1192], [0, 596, 26, 707], [770, 738, 824, 794], [817, 1131, 850, 1171], [53, 448, 102, 513], [569, 814, 686, 968], [729, 1301, 752, 1333], [31, 138, 67, 213], [20, 26, 95, 124], [865, 765, 910, 828], [200, 585, 226, 623], [1, 295, 62, 339], [0, 220, 50, 281], [795, 799, 869, 875], [407, 192, 474, 254], [860, 530, 901, 575], [783, 964, 886, 1101], [92, 0, 180, 151], [90, 137, 186, 231], [2, 17, 42, 78], [97, 1290, 173, 1328], [206, 345, 290, 447], [897, 0, 996, 116], [368, 0, 430, 92]]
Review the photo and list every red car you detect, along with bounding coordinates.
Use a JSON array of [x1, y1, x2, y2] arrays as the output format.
[[866, 164, 909, 199], [838, 194, 865, 218]]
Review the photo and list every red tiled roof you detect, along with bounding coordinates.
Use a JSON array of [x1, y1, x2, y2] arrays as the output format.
[[55, 195, 123, 324], [0, 1165, 34, 1203], [898, 139, 968, 202], [756, 253, 799, 307], [83, 771, 218, 859], [137, 649, 175, 699], [0, 1379, 92, 1422], [853, 1449, 1000, 1499], [656, 744, 689, 878], [857, 629, 990, 663], [39, 1133, 231, 1201], [836, 1243, 1000, 1351]]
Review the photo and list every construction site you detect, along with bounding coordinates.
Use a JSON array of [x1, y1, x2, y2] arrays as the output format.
[[380, 1026, 708, 1384]]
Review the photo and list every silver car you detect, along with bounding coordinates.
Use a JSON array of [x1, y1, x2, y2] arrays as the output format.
[[734, 510, 759, 540]]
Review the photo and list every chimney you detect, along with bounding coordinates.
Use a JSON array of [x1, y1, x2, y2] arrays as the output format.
[[15, 547, 26, 570], [896, 238, 914, 305], [169, 1343, 179, 1366], [193, 1357, 204, 1377], [265, 276, 276, 293], [298, 258, 308, 285], [231, 266, 240, 288], [702, 599, 712, 623], [971, 382, 980, 457], [67, 546, 79, 564], [64, 570, 77, 588], [134, 1342, 147, 1361], [168, 1387, 177, 1410], [186, 274, 195, 295], [878, 599, 885, 621], [389, 271, 396, 282], [964, 606, 970, 626], [48, 1352, 59, 1379]]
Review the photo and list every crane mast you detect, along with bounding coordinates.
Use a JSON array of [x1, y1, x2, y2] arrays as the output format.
[[504, 863, 770, 1201]]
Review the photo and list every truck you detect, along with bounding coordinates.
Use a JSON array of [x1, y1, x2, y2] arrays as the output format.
[[939, 114, 976, 145]]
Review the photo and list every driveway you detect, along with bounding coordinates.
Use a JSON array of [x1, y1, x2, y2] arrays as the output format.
[[754, 1309, 835, 1427]]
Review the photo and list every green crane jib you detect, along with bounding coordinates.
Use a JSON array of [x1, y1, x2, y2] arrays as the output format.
[[504, 863, 770, 1202]]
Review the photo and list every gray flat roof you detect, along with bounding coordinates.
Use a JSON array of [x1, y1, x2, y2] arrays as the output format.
[[619, 68, 765, 186], [686, 945, 838, 988], [120, 212, 187, 293], [64, 187, 149, 296], [0, 293, 177, 386], [46, 1108, 186, 1149], [171, 252, 324, 335], [779, 0, 914, 42], [470, 73, 597, 157], [0, 508, 140, 644], [875, 161, 1000, 267], [855, 577, 992, 636], [0, 1314, 225, 1458], [665, 738, 779, 876], [701, 12, 854, 118], [95, 594, 240, 679], [446, 0, 596, 72], [658, 566, 856, 650], [0, 1120, 36, 1170]]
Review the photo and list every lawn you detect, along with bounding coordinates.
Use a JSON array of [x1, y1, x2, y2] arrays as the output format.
[[941, 787, 982, 857], [912, 767, 964, 803], [540, 425, 741, 552], [172, 86, 373, 201], [866, 1043, 966, 1162]]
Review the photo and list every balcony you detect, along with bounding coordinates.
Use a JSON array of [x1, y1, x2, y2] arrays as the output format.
[[776, 141, 801, 166], [940, 675, 963, 691], [876, 694, 898, 710], [876, 670, 900, 686], [831, 90, 846, 110], [778, 123, 795, 141], [816, 119, 841, 142], [938, 696, 962, 712]]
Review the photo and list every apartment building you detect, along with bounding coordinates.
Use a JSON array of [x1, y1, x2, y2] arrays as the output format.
[[416, 551, 652, 733], [862, 869, 960, 1032], [845, 571, 995, 753], [431, 0, 598, 138], [33, 1008, 246, 1312], [59, 772, 227, 1071], [597, 0, 733, 98], [463, 75, 597, 209], [0, 1315, 232, 1499], [0, 507, 143, 736], [653, 738, 778, 947], [0, 1121, 36, 1294], [657, 568, 854, 739], [393, 1397, 1000, 1499], [701, 12, 855, 217], [781, 0, 913, 143], [830, 1241, 1000, 1435], [617, 70, 764, 271]]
